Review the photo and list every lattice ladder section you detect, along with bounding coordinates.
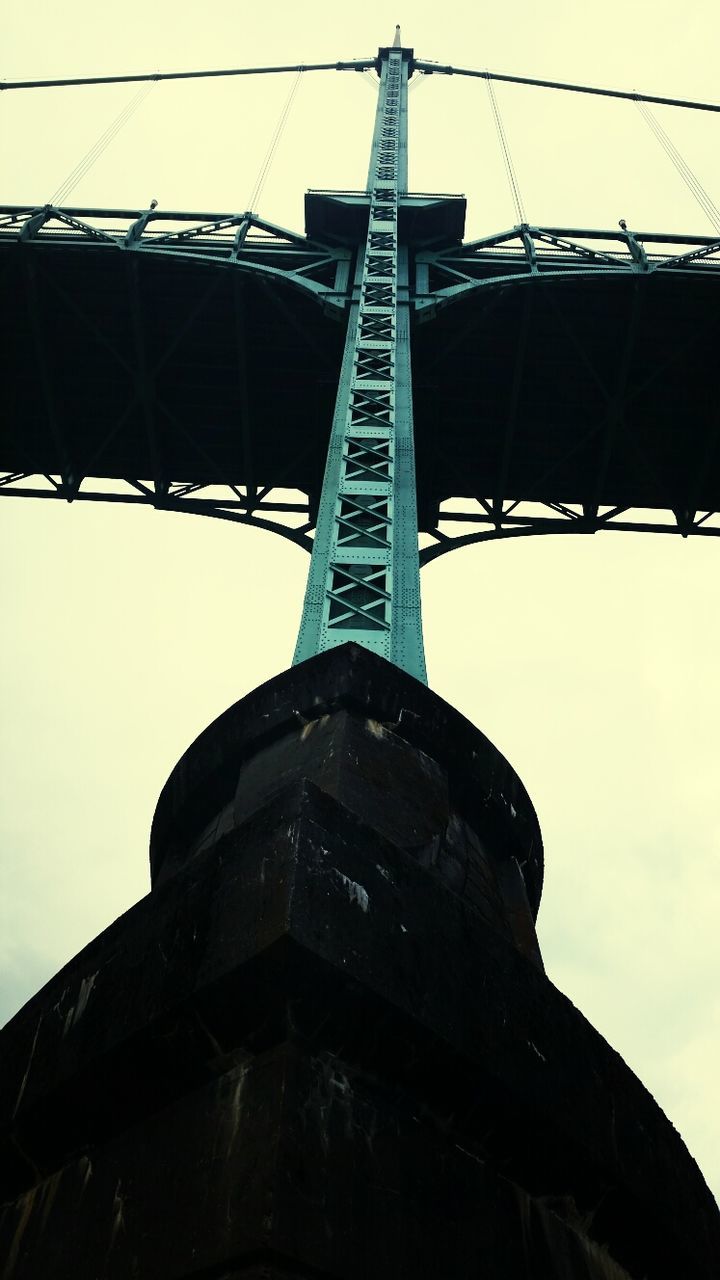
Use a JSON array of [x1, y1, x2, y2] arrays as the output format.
[[293, 37, 427, 682]]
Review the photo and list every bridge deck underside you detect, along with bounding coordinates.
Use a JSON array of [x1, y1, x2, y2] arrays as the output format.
[[414, 272, 720, 521], [1, 247, 344, 503], [2, 246, 719, 524]]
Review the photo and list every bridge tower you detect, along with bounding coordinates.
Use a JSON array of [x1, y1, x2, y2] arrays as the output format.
[[1, 29, 720, 1280], [294, 29, 426, 678]]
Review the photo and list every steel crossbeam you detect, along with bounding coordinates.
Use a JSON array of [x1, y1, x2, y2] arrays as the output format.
[[293, 34, 426, 681]]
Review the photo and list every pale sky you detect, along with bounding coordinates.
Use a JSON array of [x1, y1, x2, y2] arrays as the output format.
[[2, 0, 719, 1204]]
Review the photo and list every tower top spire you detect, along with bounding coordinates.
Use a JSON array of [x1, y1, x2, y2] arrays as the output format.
[[393, 24, 402, 48]]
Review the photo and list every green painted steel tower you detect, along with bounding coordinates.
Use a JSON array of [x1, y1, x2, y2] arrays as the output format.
[[3, 30, 720, 1280], [293, 29, 427, 682], [4, 27, 720, 681]]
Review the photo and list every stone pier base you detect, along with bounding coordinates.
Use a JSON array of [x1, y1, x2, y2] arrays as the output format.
[[1, 645, 718, 1277]]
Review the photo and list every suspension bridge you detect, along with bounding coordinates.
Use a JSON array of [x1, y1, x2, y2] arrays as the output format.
[[3, 33, 720, 1278], [2, 27, 720, 680]]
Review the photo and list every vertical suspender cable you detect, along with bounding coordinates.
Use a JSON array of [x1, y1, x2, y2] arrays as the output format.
[[246, 68, 303, 211], [486, 75, 526, 224], [634, 99, 720, 234], [50, 81, 156, 205]]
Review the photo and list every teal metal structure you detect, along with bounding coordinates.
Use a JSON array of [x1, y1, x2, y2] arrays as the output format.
[[5, 30, 720, 689], [292, 30, 427, 682]]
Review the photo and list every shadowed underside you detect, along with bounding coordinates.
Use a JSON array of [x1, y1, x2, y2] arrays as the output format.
[[2, 231, 720, 551], [4, 32, 720, 675]]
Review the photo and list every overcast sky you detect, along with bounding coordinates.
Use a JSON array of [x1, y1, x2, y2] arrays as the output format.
[[2, 0, 719, 1203]]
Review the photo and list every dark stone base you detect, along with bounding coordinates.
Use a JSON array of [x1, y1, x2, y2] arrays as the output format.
[[1, 646, 718, 1277]]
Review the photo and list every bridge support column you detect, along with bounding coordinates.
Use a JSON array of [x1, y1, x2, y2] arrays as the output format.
[[2, 645, 719, 1277], [294, 36, 426, 682]]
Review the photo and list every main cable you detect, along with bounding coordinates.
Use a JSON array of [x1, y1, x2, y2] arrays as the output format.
[[7, 55, 720, 120], [0, 60, 375, 92], [413, 59, 720, 117]]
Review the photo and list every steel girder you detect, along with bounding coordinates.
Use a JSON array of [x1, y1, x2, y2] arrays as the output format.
[[3, 217, 720, 549], [0, 204, 350, 307], [415, 223, 720, 317]]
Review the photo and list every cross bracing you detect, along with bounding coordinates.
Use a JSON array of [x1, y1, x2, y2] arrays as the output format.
[[292, 38, 426, 679], [3, 32, 720, 680], [0, 205, 350, 300]]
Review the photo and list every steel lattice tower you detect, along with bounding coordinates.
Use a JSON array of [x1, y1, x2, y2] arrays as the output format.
[[2, 28, 720, 1280], [294, 33, 426, 679]]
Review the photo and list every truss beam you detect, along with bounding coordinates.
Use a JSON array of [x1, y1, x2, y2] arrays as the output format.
[[419, 502, 720, 564]]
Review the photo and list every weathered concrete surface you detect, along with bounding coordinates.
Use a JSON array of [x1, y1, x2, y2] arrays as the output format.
[[1, 645, 718, 1278], [149, 642, 544, 914]]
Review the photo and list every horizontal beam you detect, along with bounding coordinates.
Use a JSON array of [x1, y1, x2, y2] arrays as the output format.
[[4, 208, 720, 253], [0, 484, 313, 547], [4, 482, 718, 540], [534, 228, 720, 247], [414, 59, 720, 116], [419, 514, 720, 564], [1, 205, 265, 223], [0, 60, 375, 93], [2, 487, 309, 511]]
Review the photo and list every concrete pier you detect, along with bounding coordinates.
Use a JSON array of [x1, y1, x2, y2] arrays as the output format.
[[1, 644, 718, 1277]]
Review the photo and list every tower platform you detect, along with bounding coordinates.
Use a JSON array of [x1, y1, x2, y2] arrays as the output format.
[[1, 645, 718, 1277]]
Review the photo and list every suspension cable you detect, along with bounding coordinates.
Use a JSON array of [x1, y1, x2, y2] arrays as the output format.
[[0, 60, 374, 92], [246, 69, 303, 212], [50, 82, 155, 206], [634, 100, 720, 234], [413, 59, 720, 117], [486, 76, 526, 224], [6, 56, 720, 123]]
